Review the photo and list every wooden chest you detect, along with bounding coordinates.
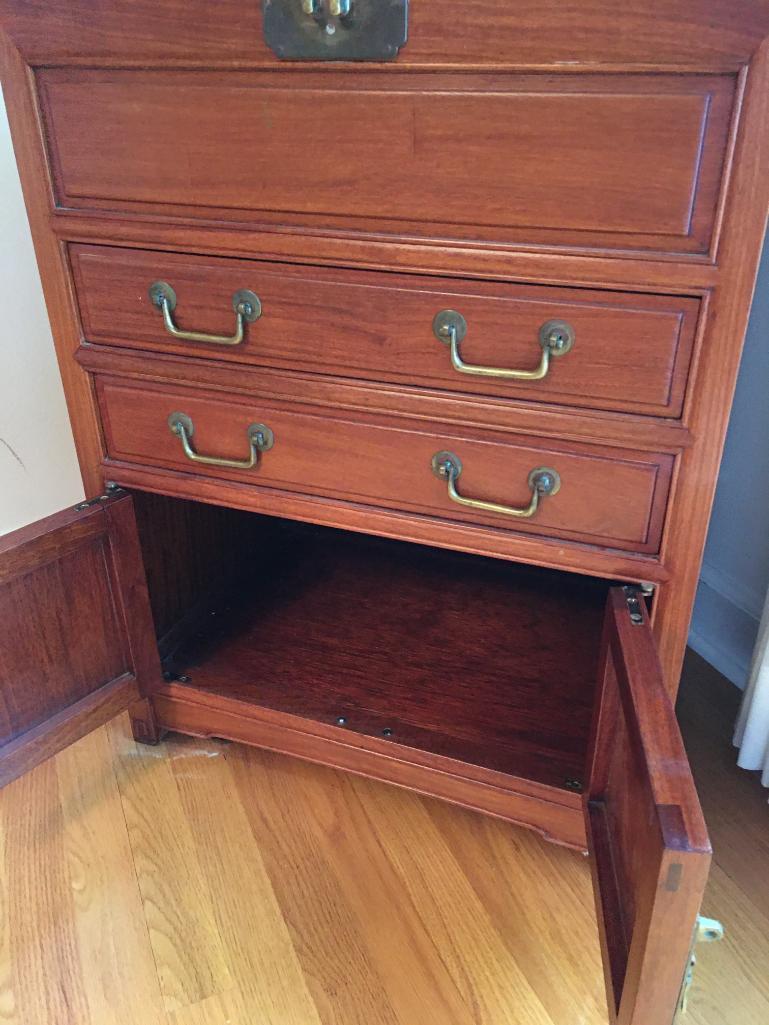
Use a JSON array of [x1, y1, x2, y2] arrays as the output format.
[[2, 3, 768, 1021]]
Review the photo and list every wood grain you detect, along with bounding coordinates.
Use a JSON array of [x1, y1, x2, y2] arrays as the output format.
[[106, 716, 233, 1014], [54, 727, 167, 1025], [166, 736, 323, 1025], [0, 492, 162, 786], [95, 375, 674, 554], [586, 591, 711, 1025], [39, 69, 735, 256], [53, 211, 724, 293], [160, 523, 605, 789], [425, 797, 607, 1023], [3, 0, 769, 67], [0, 654, 766, 1025], [3, 2, 769, 709], [76, 343, 692, 454], [652, 41, 769, 694], [70, 244, 700, 418]]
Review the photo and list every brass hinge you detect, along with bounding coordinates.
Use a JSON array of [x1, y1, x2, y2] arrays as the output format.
[[676, 916, 724, 1018]]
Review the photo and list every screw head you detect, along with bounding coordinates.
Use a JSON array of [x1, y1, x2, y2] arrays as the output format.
[[336, 716, 347, 726], [548, 330, 567, 349], [539, 319, 575, 356], [528, 466, 561, 497]]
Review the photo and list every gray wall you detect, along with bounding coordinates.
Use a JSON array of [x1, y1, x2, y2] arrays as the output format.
[[689, 230, 769, 687]]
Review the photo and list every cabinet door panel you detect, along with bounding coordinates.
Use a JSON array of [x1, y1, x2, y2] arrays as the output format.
[[587, 588, 710, 1025], [0, 491, 161, 786]]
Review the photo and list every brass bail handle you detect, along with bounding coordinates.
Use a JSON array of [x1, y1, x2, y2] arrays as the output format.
[[149, 281, 262, 347], [168, 412, 274, 470], [432, 310, 574, 381], [431, 451, 561, 519]]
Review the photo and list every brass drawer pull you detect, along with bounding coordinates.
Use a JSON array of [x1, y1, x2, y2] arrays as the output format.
[[149, 281, 261, 346], [168, 412, 274, 469], [433, 311, 574, 381], [431, 451, 560, 519]]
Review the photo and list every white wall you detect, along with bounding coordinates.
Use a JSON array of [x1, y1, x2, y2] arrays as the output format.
[[689, 232, 769, 687], [0, 87, 83, 536]]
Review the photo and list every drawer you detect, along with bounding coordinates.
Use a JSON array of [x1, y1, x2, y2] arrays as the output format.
[[72, 245, 699, 418], [96, 377, 673, 554], [40, 69, 735, 255]]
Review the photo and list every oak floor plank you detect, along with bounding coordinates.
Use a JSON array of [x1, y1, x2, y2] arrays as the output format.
[[688, 862, 769, 1025], [228, 743, 402, 1025], [166, 988, 251, 1025], [250, 749, 477, 1025], [55, 727, 168, 1025], [106, 717, 233, 1015], [0, 655, 767, 1025], [165, 734, 323, 1025], [423, 798, 607, 1025], [0, 758, 90, 1025], [348, 774, 555, 1025]]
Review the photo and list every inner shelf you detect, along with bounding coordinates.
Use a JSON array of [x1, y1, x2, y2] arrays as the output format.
[[157, 515, 609, 792]]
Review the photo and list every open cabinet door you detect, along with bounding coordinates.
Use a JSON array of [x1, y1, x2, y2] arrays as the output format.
[[586, 587, 711, 1025], [0, 489, 161, 787]]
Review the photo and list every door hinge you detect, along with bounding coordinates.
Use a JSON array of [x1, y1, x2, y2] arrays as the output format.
[[73, 484, 125, 512], [622, 583, 654, 625], [676, 916, 724, 1017]]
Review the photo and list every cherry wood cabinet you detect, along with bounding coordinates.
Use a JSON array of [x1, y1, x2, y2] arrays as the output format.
[[2, 3, 769, 1022]]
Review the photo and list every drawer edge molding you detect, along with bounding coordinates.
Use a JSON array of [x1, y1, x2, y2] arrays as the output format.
[[75, 345, 693, 454], [100, 459, 671, 585]]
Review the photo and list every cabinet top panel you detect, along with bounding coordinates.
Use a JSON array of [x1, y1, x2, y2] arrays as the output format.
[[1, 0, 769, 68]]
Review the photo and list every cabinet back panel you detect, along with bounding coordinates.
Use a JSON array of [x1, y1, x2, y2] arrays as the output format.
[[161, 520, 608, 789]]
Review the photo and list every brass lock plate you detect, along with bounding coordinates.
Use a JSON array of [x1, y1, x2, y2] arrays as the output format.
[[263, 0, 408, 61]]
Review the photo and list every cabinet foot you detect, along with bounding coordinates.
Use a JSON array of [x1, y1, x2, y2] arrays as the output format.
[[128, 698, 166, 745]]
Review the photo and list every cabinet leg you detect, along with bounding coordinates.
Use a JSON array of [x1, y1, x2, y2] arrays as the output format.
[[128, 697, 166, 745]]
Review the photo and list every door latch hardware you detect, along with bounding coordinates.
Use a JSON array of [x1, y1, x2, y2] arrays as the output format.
[[162, 670, 192, 684], [263, 0, 408, 61], [677, 916, 724, 1015]]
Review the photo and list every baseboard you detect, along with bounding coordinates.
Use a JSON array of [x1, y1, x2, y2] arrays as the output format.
[[688, 567, 762, 689]]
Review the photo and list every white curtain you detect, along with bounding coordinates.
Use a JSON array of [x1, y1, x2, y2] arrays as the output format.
[[734, 588, 769, 787]]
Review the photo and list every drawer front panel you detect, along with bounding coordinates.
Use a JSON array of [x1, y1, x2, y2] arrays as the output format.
[[96, 378, 673, 554], [73, 245, 699, 418], [41, 69, 736, 254]]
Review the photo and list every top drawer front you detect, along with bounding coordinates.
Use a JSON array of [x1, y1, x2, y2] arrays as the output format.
[[39, 69, 736, 256]]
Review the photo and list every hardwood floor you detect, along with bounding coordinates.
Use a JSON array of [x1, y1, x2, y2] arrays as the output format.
[[0, 651, 766, 1025]]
